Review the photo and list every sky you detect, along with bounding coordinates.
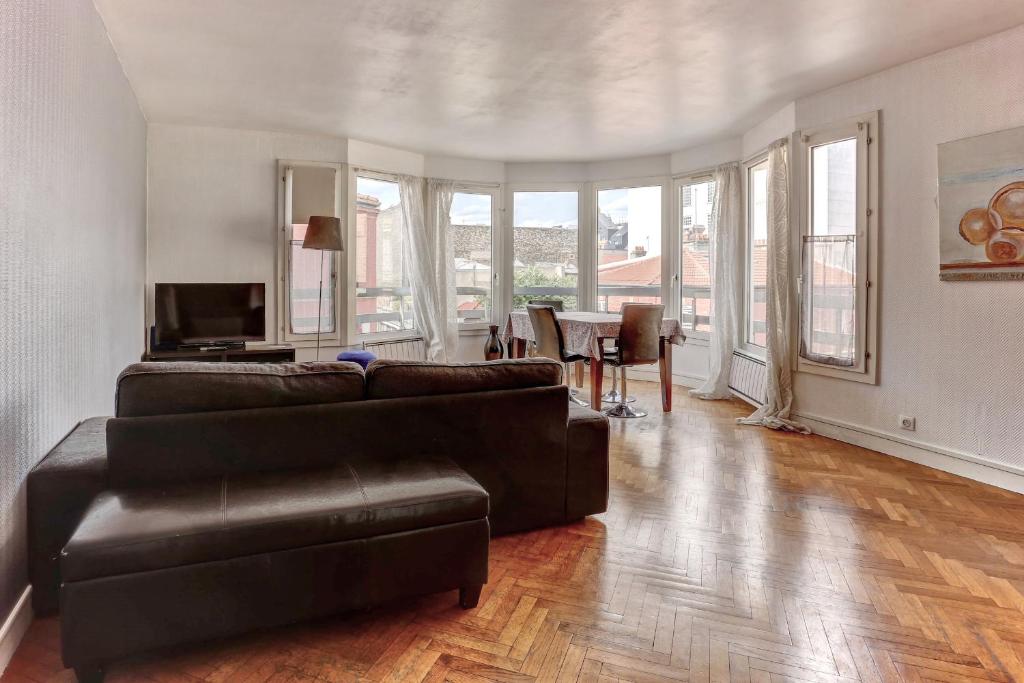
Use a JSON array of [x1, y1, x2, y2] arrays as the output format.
[[451, 192, 492, 225], [357, 176, 401, 210], [512, 191, 578, 228]]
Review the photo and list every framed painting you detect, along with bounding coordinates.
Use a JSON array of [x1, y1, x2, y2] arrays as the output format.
[[938, 125, 1024, 281]]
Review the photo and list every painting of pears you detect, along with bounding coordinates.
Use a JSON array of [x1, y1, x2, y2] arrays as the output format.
[[939, 125, 1024, 281], [958, 182, 1024, 263]]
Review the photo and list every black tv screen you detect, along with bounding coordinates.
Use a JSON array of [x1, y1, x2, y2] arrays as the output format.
[[154, 283, 266, 346]]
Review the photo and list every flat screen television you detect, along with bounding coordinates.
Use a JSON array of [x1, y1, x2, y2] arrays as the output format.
[[154, 283, 266, 347]]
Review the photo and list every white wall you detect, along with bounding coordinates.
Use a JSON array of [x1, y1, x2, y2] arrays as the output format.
[[146, 125, 349, 337], [791, 24, 1024, 480], [742, 102, 796, 159], [0, 0, 147, 650], [671, 138, 742, 176]]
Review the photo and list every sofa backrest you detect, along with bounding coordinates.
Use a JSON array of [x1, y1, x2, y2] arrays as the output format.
[[364, 358, 562, 399], [115, 362, 365, 417], [106, 359, 571, 525]]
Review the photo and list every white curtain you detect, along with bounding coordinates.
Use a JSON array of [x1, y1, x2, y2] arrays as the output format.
[[690, 162, 741, 400], [428, 178, 458, 360], [398, 175, 458, 361], [738, 138, 810, 433]]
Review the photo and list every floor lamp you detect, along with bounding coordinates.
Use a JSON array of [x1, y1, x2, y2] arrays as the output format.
[[301, 216, 344, 361]]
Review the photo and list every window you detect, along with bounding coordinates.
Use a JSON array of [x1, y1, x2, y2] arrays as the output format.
[[280, 162, 341, 344], [596, 185, 662, 313], [512, 190, 579, 310], [679, 178, 715, 334], [287, 223, 335, 335], [354, 173, 414, 336], [745, 159, 769, 349], [797, 113, 877, 382], [451, 189, 496, 324]]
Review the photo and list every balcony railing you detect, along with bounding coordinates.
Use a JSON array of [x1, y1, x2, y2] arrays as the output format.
[[357, 287, 414, 332]]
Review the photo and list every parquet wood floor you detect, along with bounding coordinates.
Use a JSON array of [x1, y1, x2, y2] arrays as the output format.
[[5, 382, 1024, 683]]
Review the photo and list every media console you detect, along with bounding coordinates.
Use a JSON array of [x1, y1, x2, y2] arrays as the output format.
[[142, 346, 296, 363]]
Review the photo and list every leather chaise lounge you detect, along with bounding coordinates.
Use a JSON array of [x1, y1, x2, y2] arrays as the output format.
[[27, 358, 610, 681]]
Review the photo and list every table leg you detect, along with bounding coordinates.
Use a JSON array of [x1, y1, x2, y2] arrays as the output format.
[[574, 361, 584, 388], [659, 338, 672, 412], [590, 357, 604, 409]]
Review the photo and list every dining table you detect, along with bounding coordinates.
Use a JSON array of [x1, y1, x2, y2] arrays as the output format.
[[503, 311, 686, 412]]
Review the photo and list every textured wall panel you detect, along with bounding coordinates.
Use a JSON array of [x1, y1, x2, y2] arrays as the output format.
[[0, 0, 146, 619], [793, 25, 1024, 472]]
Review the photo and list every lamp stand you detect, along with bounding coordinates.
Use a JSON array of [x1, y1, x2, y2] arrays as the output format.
[[315, 249, 324, 361]]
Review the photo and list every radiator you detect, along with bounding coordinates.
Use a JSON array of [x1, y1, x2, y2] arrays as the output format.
[[363, 336, 427, 361], [728, 351, 767, 406]]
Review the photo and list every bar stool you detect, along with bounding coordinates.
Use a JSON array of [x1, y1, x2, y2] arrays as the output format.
[[601, 345, 636, 404], [603, 303, 664, 418], [527, 304, 589, 407]]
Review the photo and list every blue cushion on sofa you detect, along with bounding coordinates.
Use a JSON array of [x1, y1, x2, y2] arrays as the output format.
[[337, 349, 377, 369]]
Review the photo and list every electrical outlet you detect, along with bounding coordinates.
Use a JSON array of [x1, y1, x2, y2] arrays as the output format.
[[899, 415, 916, 431]]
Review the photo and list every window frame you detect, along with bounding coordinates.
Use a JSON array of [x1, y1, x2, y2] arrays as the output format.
[[451, 183, 501, 330], [346, 167, 418, 343], [741, 152, 770, 357], [592, 176, 670, 315], [794, 111, 879, 384], [502, 183, 588, 318], [673, 172, 716, 341], [277, 160, 344, 347]]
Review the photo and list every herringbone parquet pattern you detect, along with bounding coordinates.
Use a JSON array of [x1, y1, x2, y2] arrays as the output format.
[[6, 383, 1024, 682]]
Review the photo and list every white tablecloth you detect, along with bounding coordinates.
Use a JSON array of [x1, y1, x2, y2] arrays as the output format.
[[504, 311, 685, 358]]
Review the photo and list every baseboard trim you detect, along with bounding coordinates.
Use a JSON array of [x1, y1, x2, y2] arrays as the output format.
[[0, 586, 32, 676], [794, 411, 1024, 494]]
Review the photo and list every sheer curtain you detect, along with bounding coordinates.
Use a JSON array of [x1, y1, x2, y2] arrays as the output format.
[[690, 163, 741, 399], [428, 179, 458, 360], [398, 175, 458, 361], [738, 139, 810, 432], [800, 235, 856, 366]]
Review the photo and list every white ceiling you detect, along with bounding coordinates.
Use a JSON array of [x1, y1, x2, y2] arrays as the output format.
[[94, 0, 1024, 162]]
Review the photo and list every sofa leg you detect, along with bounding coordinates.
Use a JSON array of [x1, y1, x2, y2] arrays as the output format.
[[74, 665, 104, 683], [459, 584, 482, 609]]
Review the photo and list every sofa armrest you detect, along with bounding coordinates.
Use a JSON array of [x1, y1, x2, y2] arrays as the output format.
[[565, 404, 609, 520], [27, 417, 109, 614]]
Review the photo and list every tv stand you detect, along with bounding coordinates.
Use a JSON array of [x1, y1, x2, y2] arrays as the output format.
[[142, 345, 295, 363]]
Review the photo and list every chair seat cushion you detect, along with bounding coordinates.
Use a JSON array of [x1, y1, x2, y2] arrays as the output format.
[[61, 456, 487, 583]]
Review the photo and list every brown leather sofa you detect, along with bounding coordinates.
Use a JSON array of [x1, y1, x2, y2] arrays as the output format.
[[27, 359, 610, 681]]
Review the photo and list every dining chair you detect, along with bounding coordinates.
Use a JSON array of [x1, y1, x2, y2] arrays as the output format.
[[527, 304, 589, 407], [602, 303, 664, 418], [526, 299, 583, 386]]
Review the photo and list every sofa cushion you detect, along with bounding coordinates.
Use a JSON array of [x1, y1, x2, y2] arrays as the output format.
[[61, 455, 487, 582], [115, 361, 365, 417], [365, 358, 562, 400], [565, 403, 610, 519]]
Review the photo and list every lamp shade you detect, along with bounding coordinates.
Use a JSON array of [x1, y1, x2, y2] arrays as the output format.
[[302, 216, 344, 251]]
